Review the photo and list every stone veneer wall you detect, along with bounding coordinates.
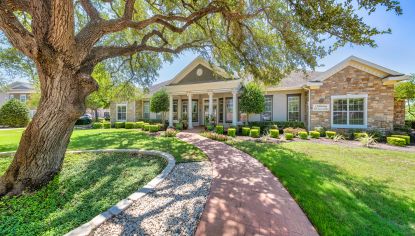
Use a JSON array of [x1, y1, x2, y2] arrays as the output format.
[[110, 101, 136, 123], [394, 99, 405, 126], [309, 66, 402, 131]]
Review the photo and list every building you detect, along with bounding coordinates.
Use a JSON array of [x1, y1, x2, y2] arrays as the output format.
[[0, 81, 37, 117], [110, 56, 408, 131]]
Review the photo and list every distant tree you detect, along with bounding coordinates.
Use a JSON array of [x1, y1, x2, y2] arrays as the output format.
[[0, 99, 29, 127], [239, 82, 265, 123], [150, 90, 169, 122], [395, 74, 415, 119]]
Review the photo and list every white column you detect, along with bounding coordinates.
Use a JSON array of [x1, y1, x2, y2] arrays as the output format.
[[208, 92, 213, 123], [232, 90, 238, 126], [187, 93, 193, 129], [168, 95, 173, 127]]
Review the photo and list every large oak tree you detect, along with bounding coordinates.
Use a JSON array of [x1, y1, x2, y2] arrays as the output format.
[[0, 0, 402, 196]]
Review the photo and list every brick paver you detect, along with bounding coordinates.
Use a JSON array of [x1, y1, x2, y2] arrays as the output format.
[[177, 131, 318, 236]]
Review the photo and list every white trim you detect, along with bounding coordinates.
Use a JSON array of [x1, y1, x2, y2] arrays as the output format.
[[331, 94, 368, 129], [116, 103, 128, 122]]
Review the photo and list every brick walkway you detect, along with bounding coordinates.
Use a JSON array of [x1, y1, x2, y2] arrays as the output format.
[[177, 131, 318, 236]]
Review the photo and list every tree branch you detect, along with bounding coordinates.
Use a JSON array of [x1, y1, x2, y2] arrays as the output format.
[[3, 0, 30, 12], [80, 0, 101, 21]]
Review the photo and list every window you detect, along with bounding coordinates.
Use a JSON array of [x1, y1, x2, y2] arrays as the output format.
[[182, 100, 198, 122], [173, 100, 178, 120], [182, 100, 188, 120], [287, 94, 301, 121], [332, 95, 367, 128], [261, 95, 273, 121], [116, 104, 127, 121], [218, 98, 224, 123], [143, 101, 150, 119], [20, 94, 27, 103], [225, 98, 233, 123]]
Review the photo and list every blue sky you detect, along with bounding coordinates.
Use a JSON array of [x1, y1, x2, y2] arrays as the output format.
[[155, 0, 415, 84]]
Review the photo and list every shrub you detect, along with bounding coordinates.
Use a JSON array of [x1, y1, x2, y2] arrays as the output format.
[[298, 131, 308, 139], [326, 131, 336, 139], [143, 123, 150, 131], [283, 127, 307, 136], [149, 125, 159, 132], [162, 128, 178, 137], [216, 125, 224, 134], [405, 120, 415, 129], [367, 129, 386, 142], [333, 134, 345, 142], [251, 126, 261, 133], [358, 135, 377, 148], [206, 124, 214, 131], [354, 132, 368, 140], [227, 128, 236, 137], [92, 122, 103, 129], [248, 121, 305, 131], [103, 122, 111, 129], [285, 132, 294, 140], [97, 117, 105, 123], [314, 127, 327, 137], [114, 122, 125, 128], [135, 121, 144, 129], [269, 129, 279, 138], [0, 99, 30, 127], [242, 127, 250, 136], [216, 134, 228, 141], [387, 137, 406, 147], [175, 122, 184, 130], [391, 135, 410, 145], [250, 129, 260, 138], [310, 131, 320, 139], [202, 132, 228, 141], [125, 122, 135, 129]]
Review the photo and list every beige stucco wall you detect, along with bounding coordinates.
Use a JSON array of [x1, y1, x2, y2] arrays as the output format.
[[309, 66, 401, 131]]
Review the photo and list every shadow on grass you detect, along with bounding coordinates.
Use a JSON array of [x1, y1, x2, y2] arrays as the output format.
[[0, 153, 165, 235], [229, 141, 415, 236]]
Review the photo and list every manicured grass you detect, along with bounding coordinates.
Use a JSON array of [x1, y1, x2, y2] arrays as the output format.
[[0, 152, 165, 235], [0, 129, 207, 162], [228, 140, 415, 236]]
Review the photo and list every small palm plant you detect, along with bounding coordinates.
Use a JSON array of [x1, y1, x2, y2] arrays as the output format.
[[333, 134, 345, 142], [358, 135, 377, 148]]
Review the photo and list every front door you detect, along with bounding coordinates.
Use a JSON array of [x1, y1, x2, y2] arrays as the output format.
[[182, 100, 199, 126], [203, 99, 218, 125]]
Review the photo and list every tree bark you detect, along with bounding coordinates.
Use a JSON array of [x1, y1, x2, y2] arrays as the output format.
[[0, 63, 97, 197]]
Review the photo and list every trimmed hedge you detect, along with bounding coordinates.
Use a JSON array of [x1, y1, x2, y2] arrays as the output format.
[[103, 122, 111, 129], [387, 137, 406, 147], [298, 131, 308, 139], [227, 128, 236, 137], [326, 131, 336, 139], [149, 125, 159, 132], [354, 132, 368, 140], [125, 122, 135, 129], [216, 125, 224, 134], [269, 129, 279, 138], [391, 135, 410, 145], [310, 131, 320, 139], [242, 127, 250, 136], [143, 123, 150, 131], [114, 122, 125, 128], [92, 123, 103, 129], [251, 126, 261, 133], [135, 121, 144, 129], [250, 129, 260, 138], [285, 132, 294, 140], [248, 121, 305, 131]]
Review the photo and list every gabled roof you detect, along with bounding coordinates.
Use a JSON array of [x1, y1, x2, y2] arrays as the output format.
[[9, 81, 34, 90]]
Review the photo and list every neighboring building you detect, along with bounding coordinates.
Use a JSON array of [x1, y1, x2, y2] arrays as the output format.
[[110, 56, 408, 131], [86, 108, 110, 119], [0, 81, 37, 117]]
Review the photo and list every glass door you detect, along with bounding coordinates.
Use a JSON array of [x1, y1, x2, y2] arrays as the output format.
[[203, 99, 218, 125]]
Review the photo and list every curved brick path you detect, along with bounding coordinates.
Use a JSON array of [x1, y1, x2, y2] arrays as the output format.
[[177, 131, 318, 236]]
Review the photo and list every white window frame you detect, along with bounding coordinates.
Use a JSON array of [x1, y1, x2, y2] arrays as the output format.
[[20, 94, 27, 103], [143, 101, 150, 119], [331, 94, 368, 129], [116, 103, 127, 122]]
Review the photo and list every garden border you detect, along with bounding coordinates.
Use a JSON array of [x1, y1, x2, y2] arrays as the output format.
[[0, 149, 176, 236]]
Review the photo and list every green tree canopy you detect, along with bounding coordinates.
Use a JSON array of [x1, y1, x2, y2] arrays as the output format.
[[395, 74, 415, 119], [239, 82, 265, 116], [150, 90, 169, 114]]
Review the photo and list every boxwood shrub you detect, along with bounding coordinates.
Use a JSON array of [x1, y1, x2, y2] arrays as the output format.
[[251, 126, 261, 133], [354, 132, 368, 140], [269, 129, 279, 138], [242, 127, 250, 136], [92, 122, 103, 129], [0, 99, 30, 127], [143, 123, 150, 131], [135, 121, 144, 129], [216, 125, 224, 134], [103, 122, 111, 129], [387, 137, 406, 146], [391, 135, 410, 145], [250, 129, 260, 138], [310, 131, 320, 139], [125, 122, 135, 129], [298, 131, 308, 139], [285, 132, 294, 140], [114, 122, 125, 128], [227, 128, 236, 137], [326, 131, 336, 139], [149, 125, 159, 132]]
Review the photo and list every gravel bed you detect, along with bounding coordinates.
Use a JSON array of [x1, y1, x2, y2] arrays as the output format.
[[92, 161, 212, 236]]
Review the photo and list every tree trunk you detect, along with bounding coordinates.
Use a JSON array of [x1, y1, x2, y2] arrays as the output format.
[[95, 109, 99, 121], [0, 65, 97, 197]]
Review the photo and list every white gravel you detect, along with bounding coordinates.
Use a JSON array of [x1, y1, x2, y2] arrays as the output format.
[[92, 161, 212, 236]]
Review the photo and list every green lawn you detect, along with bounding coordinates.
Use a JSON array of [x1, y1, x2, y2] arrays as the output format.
[[0, 152, 165, 235], [0, 128, 207, 162], [228, 140, 415, 236]]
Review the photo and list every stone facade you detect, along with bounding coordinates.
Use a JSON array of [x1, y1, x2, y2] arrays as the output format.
[[309, 66, 400, 131], [394, 99, 406, 126], [110, 101, 136, 123]]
